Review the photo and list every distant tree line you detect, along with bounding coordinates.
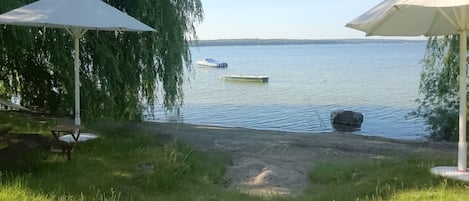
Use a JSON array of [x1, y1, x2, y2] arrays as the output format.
[[191, 38, 425, 47], [0, 0, 203, 121]]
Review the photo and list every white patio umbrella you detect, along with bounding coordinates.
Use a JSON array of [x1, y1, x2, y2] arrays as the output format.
[[0, 0, 155, 126], [346, 0, 469, 173]]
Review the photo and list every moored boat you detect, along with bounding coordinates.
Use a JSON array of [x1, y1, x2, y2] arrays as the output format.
[[220, 75, 269, 83], [196, 58, 228, 68]]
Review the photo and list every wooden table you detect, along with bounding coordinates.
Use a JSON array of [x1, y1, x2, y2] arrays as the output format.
[[49, 124, 82, 160], [50, 124, 81, 147]]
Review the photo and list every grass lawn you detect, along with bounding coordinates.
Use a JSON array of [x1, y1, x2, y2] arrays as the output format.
[[1, 111, 468, 201]]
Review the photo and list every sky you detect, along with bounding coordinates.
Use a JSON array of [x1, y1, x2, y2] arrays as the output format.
[[196, 0, 415, 40]]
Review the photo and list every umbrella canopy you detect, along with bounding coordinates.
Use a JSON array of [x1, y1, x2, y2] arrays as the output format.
[[346, 0, 469, 172], [347, 0, 469, 36], [0, 0, 154, 31], [0, 0, 155, 126]]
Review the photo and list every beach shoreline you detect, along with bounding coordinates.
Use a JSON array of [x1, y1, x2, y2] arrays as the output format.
[[143, 121, 455, 196]]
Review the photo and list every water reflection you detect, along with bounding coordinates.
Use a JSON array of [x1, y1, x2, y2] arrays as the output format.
[[332, 123, 362, 132]]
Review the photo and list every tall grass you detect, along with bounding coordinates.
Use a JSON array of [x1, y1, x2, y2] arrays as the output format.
[[0, 174, 120, 201]]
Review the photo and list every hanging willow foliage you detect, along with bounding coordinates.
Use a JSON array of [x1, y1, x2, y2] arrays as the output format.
[[0, 0, 203, 121], [413, 36, 463, 140]]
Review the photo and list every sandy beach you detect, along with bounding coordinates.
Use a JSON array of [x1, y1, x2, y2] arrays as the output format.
[[145, 122, 455, 196]]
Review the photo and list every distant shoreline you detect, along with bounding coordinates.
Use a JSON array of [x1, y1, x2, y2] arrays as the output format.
[[190, 38, 426, 47]]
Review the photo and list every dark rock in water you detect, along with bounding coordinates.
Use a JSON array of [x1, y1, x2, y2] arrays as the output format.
[[330, 110, 364, 131], [332, 123, 361, 132]]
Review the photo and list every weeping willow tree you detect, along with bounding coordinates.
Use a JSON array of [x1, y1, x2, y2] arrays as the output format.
[[0, 0, 203, 121], [414, 36, 464, 140]]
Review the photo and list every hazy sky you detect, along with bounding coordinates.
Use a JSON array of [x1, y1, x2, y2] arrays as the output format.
[[196, 0, 395, 40]]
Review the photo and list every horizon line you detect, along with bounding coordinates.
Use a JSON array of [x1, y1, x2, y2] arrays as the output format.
[[193, 38, 427, 41]]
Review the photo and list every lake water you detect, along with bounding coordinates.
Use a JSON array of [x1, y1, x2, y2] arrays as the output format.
[[149, 42, 429, 140]]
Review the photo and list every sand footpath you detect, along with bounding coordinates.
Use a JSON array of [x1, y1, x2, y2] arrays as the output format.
[[145, 122, 455, 196]]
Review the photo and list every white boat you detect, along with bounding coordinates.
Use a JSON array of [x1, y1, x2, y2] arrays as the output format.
[[196, 58, 228, 68], [220, 75, 269, 83]]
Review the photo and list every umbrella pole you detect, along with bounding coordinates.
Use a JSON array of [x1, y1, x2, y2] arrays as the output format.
[[74, 34, 80, 126], [67, 28, 87, 126], [459, 30, 468, 172]]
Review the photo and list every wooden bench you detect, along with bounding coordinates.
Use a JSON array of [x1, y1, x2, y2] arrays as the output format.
[[0, 126, 13, 147]]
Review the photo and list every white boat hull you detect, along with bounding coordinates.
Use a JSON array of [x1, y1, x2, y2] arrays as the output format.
[[196, 58, 228, 68]]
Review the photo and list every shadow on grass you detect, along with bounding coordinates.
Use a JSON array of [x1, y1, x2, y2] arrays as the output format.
[[0, 119, 247, 201]]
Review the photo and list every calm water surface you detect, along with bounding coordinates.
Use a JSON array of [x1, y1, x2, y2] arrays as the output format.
[[150, 42, 428, 140]]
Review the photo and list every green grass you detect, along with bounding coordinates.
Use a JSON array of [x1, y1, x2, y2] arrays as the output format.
[[1, 111, 469, 200], [301, 155, 469, 201], [0, 114, 252, 200], [0, 111, 57, 134]]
